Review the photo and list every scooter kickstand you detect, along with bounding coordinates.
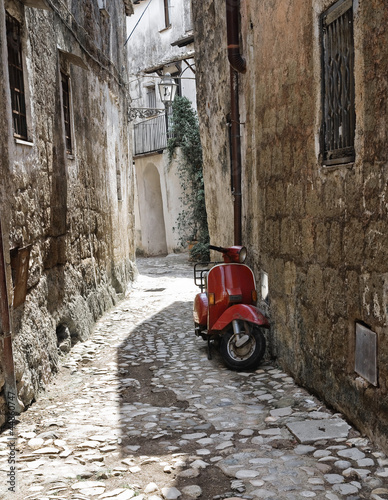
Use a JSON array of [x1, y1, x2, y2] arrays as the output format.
[[207, 338, 212, 360]]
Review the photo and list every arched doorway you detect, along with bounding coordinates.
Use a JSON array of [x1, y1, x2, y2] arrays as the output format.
[[140, 163, 168, 255]]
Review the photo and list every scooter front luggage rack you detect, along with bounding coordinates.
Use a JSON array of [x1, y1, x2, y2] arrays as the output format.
[[194, 261, 222, 292]]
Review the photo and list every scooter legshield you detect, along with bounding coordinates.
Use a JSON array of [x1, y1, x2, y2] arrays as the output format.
[[193, 292, 208, 327], [210, 304, 269, 333]]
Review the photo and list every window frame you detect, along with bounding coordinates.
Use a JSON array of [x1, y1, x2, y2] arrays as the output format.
[[320, 0, 355, 166], [6, 11, 28, 141], [60, 70, 73, 155], [146, 85, 157, 110], [163, 0, 171, 29], [170, 71, 181, 98], [116, 166, 123, 201]]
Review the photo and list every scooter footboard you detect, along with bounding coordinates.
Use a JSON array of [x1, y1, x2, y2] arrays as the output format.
[[210, 304, 269, 332]]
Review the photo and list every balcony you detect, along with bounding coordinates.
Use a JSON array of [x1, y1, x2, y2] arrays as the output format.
[[133, 114, 168, 156]]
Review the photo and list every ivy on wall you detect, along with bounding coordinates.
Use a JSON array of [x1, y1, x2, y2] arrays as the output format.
[[167, 96, 210, 261]]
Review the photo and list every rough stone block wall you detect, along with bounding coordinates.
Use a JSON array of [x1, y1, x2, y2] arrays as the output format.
[[192, 0, 234, 247], [192, 0, 388, 451], [0, 0, 135, 422]]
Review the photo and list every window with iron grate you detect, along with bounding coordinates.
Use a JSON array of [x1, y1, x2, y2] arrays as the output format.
[[61, 71, 73, 154], [6, 12, 28, 140], [321, 0, 355, 166]]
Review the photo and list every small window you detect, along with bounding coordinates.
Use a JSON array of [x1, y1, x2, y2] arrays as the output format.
[[170, 71, 181, 98], [146, 86, 156, 109], [163, 0, 170, 28], [6, 12, 28, 140], [116, 168, 122, 201], [321, 0, 355, 166], [61, 71, 72, 154]]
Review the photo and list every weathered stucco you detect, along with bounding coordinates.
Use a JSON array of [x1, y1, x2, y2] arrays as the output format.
[[127, 0, 198, 256], [0, 0, 135, 422], [134, 152, 186, 255], [126, 0, 193, 74], [192, 0, 388, 451]]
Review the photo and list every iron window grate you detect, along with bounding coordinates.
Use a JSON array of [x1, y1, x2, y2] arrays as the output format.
[[6, 12, 28, 140], [321, 0, 355, 166]]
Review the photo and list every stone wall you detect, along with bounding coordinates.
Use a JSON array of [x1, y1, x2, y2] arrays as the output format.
[[192, 0, 233, 247], [0, 0, 135, 422], [192, 0, 388, 451]]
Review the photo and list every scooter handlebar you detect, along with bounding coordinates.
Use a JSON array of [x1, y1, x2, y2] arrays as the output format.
[[208, 245, 227, 253]]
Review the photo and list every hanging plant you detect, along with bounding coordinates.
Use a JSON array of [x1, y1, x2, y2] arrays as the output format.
[[167, 96, 210, 261]]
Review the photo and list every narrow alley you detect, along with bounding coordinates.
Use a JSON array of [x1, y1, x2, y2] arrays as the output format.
[[1, 255, 387, 500]]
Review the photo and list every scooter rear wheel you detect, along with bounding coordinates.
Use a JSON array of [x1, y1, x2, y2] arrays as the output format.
[[220, 323, 266, 371]]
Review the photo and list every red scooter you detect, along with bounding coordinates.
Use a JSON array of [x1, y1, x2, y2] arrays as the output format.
[[193, 245, 269, 371]]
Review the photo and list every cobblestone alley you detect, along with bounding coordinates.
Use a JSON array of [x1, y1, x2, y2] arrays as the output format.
[[1, 255, 388, 500]]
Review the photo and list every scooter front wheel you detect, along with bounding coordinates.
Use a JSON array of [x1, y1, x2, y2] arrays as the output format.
[[220, 323, 266, 371]]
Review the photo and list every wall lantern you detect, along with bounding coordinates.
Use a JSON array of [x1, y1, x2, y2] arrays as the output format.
[[158, 73, 178, 137], [158, 73, 178, 104], [128, 73, 178, 122]]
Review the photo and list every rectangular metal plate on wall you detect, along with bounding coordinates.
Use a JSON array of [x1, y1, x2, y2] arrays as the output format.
[[355, 323, 378, 386]]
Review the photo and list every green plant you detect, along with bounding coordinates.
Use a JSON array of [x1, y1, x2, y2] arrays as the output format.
[[167, 96, 210, 261]]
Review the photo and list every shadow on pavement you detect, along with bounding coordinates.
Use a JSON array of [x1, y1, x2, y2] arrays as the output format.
[[116, 300, 232, 499]]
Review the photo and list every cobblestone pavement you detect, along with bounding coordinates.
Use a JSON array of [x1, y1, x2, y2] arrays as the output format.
[[1, 254, 388, 500]]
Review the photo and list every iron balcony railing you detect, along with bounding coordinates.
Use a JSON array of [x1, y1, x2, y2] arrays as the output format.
[[134, 114, 169, 156]]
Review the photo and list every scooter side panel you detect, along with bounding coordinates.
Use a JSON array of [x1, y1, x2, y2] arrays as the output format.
[[193, 293, 208, 327], [210, 303, 270, 332]]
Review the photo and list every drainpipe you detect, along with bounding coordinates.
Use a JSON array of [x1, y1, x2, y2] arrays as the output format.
[[229, 70, 243, 246], [226, 0, 246, 74], [226, 0, 245, 245], [0, 217, 23, 414]]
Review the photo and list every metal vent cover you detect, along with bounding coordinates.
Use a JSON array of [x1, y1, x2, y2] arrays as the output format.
[[355, 323, 378, 386]]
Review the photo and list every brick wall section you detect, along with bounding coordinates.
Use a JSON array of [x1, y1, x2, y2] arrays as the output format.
[[192, 0, 388, 451]]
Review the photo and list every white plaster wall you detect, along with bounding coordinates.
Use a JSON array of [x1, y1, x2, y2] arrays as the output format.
[[139, 162, 168, 255], [134, 151, 183, 255], [126, 0, 193, 73], [127, 0, 198, 256], [126, 0, 196, 111]]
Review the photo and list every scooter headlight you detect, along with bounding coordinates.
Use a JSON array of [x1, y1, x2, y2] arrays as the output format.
[[223, 245, 248, 263], [239, 247, 247, 263]]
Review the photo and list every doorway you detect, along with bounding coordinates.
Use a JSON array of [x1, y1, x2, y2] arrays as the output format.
[[140, 163, 168, 256]]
